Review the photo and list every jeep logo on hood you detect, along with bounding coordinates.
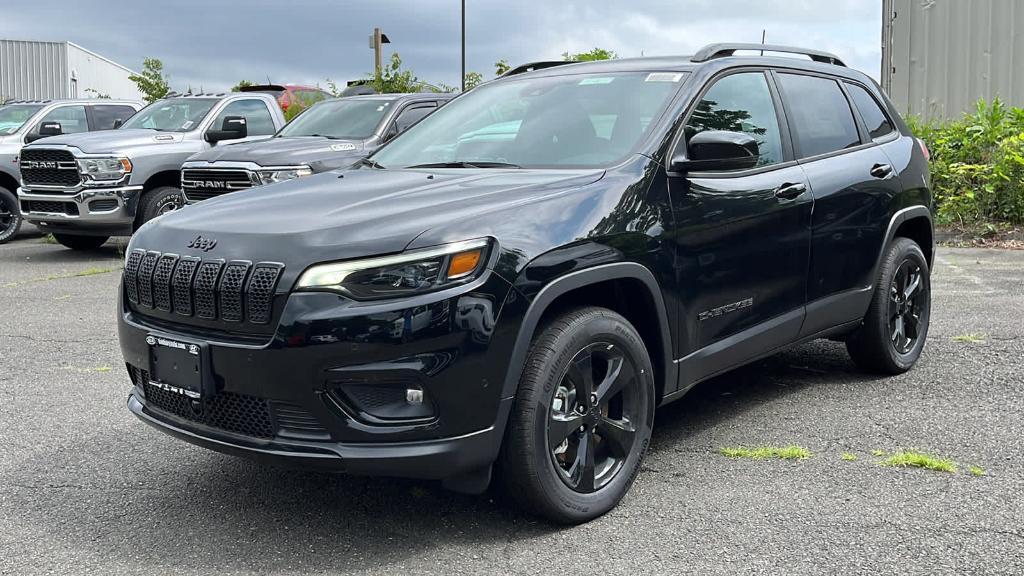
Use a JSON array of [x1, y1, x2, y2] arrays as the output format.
[[187, 235, 218, 252]]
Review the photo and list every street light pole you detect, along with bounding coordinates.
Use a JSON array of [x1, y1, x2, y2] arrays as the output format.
[[461, 0, 466, 92]]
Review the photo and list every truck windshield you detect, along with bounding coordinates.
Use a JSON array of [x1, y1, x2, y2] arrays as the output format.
[[277, 99, 393, 140], [371, 71, 687, 169], [120, 98, 219, 132], [0, 104, 44, 135]]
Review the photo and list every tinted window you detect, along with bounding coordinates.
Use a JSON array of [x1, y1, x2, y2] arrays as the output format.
[[278, 99, 393, 140], [846, 83, 894, 140], [686, 72, 783, 168], [393, 105, 436, 133], [777, 74, 861, 158], [121, 98, 218, 132], [212, 99, 276, 136], [37, 105, 88, 134], [91, 105, 137, 130]]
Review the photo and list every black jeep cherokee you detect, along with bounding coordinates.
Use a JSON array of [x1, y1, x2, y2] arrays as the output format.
[[118, 44, 933, 524]]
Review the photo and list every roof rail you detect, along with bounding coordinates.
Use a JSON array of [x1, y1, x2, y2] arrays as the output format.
[[501, 61, 574, 77], [691, 43, 846, 67]]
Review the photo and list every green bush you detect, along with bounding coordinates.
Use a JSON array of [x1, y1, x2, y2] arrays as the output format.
[[910, 99, 1024, 225]]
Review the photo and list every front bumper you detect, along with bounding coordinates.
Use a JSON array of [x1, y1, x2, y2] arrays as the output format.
[[18, 185, 141, 234]]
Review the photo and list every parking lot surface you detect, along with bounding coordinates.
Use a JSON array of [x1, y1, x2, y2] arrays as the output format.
[[2, 227, 1023, 575]]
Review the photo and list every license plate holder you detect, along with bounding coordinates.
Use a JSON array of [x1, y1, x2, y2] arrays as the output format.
[[146, 334, 211, 400]]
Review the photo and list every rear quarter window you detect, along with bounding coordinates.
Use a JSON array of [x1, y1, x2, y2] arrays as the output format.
[[846, 83, 895, 140]]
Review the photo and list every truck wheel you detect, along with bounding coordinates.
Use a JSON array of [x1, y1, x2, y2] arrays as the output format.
[[846, 237, 931, 374], [52, 234, 109, 251], [136, 186, 184, 229], [500, 306, 655, 524], [0, 186, 22, 244]]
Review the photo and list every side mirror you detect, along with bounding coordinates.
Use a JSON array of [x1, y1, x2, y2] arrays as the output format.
[[205, 115, 248, 143], [113, 118, 124, 129], [26, 122, 63, 143], [670, 130, 760, 173]]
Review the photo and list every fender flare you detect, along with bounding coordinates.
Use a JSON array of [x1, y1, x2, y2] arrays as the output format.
[[499, 262, 677, 402], [867, 205, 933, 286]]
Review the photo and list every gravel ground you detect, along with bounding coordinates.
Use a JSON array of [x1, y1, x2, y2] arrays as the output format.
[[1, 233, 1022, 575]]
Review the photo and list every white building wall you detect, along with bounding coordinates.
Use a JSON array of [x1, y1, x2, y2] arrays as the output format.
[[1, 39, 141, 101], [66, 42, 143, 100]]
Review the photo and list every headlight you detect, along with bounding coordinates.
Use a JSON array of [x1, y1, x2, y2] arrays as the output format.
[[296, 239, 491, 300], [257, 167, 313, 184], [77, 157, 131, 181]]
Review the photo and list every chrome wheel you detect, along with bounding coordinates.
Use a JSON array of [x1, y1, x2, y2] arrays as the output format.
[[888, 259, 926, 354], [547, 342, 639, 493]]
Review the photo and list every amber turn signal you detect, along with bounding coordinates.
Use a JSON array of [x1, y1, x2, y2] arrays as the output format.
[[447, 249, 482, 279]]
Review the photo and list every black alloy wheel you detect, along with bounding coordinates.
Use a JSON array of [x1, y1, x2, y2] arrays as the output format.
[[888, 259, 927, 354]]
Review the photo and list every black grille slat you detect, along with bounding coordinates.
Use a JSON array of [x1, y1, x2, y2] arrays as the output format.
[[23, 200, 77, 215], [193, 261, 224, 320], [152, 254, 179, 312], [273, 403, 329, 438], [137, 252, 160, 308], [171, 257, 200, 316], [124, 250, 145, 304], [20, 148, 81, 187], [246, 264, 282, 325], [218, 262, 250, 322], [182, 169, 254, 202], [89, 199, 118, 212]]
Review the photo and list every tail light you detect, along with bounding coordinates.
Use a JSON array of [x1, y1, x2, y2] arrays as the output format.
[[917, 138, 931, 162]]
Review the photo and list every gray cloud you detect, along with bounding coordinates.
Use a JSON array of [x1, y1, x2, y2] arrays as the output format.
[[0, 0, 881, 91]]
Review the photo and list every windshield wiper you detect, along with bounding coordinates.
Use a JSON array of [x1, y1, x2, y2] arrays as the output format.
[[404, 161, 522, 169], [357, 157, 386, 169], [307, 133, 340, 139]]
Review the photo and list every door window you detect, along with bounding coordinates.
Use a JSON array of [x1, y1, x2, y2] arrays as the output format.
[[91, 105, 137, 130], [393, 105, 436, 134], [211, 99, 276, 136], [35, 105, 88, 134], [777, 74, 861, 158], [845, 83, 894, 140], [685, 72, 783, 168]]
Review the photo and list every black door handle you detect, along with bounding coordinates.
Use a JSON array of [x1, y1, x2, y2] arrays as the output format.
[[871, 163, 894, 179], [774, 182, 807, 200]]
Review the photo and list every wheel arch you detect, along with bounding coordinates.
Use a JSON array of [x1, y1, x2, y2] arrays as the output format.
[[143, 170, 182, 192], [499, 262, 677, 407], [868, 206, 933, 285], [0, 169, 18, 194]]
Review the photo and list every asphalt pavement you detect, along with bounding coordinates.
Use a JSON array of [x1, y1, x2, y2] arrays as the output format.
[[2, 229, 1022, 575]]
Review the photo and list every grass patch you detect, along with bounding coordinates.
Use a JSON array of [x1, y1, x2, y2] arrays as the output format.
[[719, 445, 811, 460], [93, 366, 113, 373], [39, 233, 57, 245], [879, 450, 958, 473], [953, 333, 988, 344], [968, 466, 986, 477], [871, 449, 886, 457], [841, 452, 857, 462]]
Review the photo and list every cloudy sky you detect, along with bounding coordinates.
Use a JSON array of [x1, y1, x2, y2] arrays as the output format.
[[0, 0, 883, 92]]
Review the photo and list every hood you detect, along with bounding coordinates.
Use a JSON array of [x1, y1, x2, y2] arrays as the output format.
[[188, 136, 366, 172], [133, 167, 604, 288], [27, 129, 184, 153]]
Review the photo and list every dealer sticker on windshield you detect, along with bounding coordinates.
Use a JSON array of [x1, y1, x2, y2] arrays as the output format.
[[645, 72, 684, 83], [578, 77, 615, 85], [330, 143, 356, 151]]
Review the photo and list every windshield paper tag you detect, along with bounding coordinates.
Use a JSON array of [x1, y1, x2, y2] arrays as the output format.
[[330, 143, 356, 151], [645, 73, 684, 82], [579, 77, 615, 85], [181, 120, 194, 130]]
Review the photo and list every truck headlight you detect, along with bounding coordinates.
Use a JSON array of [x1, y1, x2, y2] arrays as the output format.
[[78, 157, 131, 181], [257, 167, 313, 184], [296, 239, 491, 300]]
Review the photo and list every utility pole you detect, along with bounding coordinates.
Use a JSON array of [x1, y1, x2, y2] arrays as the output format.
[[370, 27, 391, 77], [461, 0, 466, 91]]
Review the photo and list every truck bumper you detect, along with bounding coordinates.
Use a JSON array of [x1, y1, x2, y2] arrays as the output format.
[[18, 185, 141, 235]]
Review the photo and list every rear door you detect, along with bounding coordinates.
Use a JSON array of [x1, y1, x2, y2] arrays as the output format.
[[773, 71, 905, 337], [666, 69, 813, 383]]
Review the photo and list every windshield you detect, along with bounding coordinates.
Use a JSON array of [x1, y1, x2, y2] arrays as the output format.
[[0, 104, 43, 135], [371, 71, 686, 169], [278, 99, 392, 140], [120, 98, 219, 132]]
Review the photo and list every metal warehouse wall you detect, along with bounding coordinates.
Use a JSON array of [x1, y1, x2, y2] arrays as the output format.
[[66, 43, 143, 100], [884, 0, 1024, 121], [0, 39, 69, 100]]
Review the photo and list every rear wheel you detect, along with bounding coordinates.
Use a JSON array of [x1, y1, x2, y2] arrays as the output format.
[[500, 307, 655, 524], [0, 186, 22, 244], [52, 233, 109, 251], [846, 237, 931, 374], [136, 186, 184, 229]]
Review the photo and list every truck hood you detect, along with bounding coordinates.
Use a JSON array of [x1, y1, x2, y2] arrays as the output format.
[[187, 136, 366, 172], [134, 167, 604, 288], [29, 129, 184, 153]]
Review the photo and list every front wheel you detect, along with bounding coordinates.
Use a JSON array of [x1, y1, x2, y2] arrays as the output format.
[[500, 307, 655, 524], [846, 237, 931, 374], [0, 186, 22, 244], [136, 186, 184, 229], [52, 234, 109, 251]]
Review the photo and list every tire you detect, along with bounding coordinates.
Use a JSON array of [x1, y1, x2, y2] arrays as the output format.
[[500, 306, 656, 524], [136, 186, 184, 229], [0, 186, 22, 244], [846, 237, 931, 374], [52, 234, 109, 251]]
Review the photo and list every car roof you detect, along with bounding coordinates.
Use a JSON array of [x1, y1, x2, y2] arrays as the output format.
[[340, 93, 456, 102], [1, 98, 142, 106]]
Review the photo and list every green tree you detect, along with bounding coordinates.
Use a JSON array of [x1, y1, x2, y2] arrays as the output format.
[[231, 80, 254, 92], [366, 52, 423, 93], [563, 48, 617, 62], [495, 59, 511, 76], [129, 57, 171, 103], [464, 71, 484, 90]]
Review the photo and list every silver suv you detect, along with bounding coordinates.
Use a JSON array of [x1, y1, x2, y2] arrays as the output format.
[[0, 98, 142, 243], [17, 92, 286, 250]]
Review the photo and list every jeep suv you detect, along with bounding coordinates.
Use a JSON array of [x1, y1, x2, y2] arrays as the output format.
[[0, 98, 143, 243], [181, 93, 453, 204], [17, 93, 286, 250], [118, 44, 933, 524]]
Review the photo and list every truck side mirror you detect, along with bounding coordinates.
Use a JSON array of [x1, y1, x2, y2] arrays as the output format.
[[206, 116, 248, 143], [26, 122, 63, 143], [113, 118, 124, 129]]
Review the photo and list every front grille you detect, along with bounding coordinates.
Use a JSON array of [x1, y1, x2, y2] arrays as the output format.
[[20, 148, 81, 187], [22, 200, 78, 215], [124, 248, 283, 326], [181, 169, 255, 202]]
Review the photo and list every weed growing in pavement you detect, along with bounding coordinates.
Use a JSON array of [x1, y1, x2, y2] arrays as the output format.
[[969, 466, 986, 477], [719, 446, 811, 460], [878, 450, 958, 473], [841, 453, 857, 462], [953, 333, 988, 343]]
